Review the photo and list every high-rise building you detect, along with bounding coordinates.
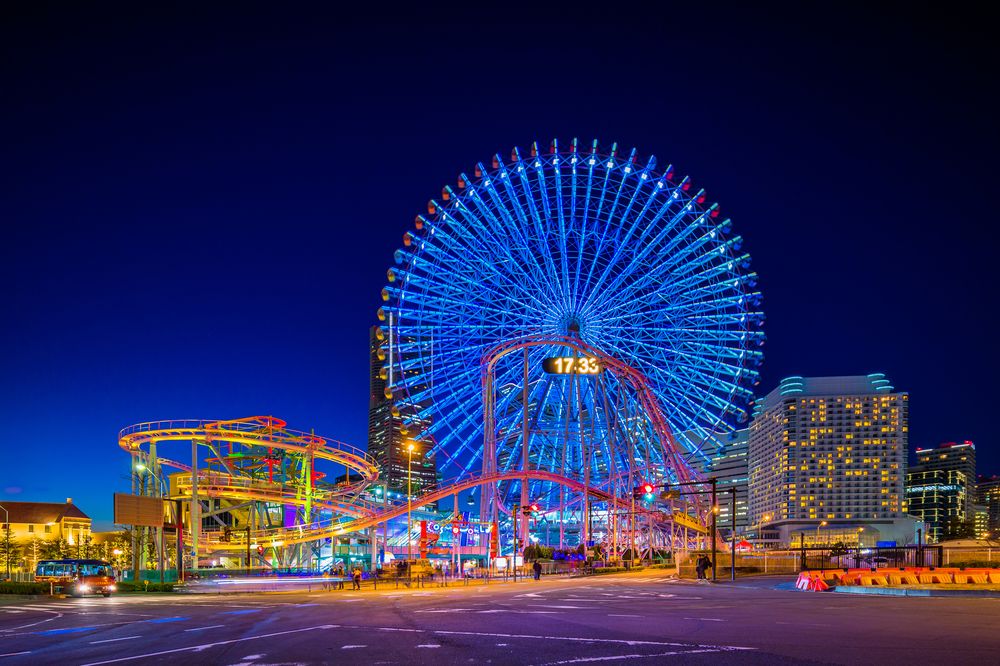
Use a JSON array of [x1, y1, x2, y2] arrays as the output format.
[[367, 326, 437, 505], [913, 441, 975, 511], [976, 475, 1000, 536], [749, 374, 917, 546], [686, 430, 749, 537], [905, 469, 967, 542], [972, 503, 990, 540]]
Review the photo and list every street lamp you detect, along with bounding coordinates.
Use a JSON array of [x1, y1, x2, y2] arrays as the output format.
[[755, 513, 772, 551], [856, 527, 865, 549], [816, 520, 828, 545], [406, 441, 416, 569]]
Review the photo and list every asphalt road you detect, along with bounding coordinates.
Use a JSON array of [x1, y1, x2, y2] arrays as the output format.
[[2, 571, 999, 665]]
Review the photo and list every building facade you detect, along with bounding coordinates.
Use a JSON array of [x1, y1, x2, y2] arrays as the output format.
[[686, 429, 749, 537], [907, 441, 976, 541], [0, 499, 93, 571], [367, 326, 438, 504], [975, 475, 1000, 537], [748, 374, 915, 546], [913, 441, 975, 512], [905, 469, 967, 542]]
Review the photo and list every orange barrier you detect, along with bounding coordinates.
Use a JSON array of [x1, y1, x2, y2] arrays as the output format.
[[799, 567, 1000, 589], [888, 573, 919, 585], [860, 574, 888, 586]]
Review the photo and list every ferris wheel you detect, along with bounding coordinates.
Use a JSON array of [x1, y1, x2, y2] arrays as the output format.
[[377, 139, 764, 500]]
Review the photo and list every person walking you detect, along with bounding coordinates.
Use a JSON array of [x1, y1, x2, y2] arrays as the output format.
[[352, 566, 362, 591], [532, 560, 542, 581], [695, 555, 706, 580]]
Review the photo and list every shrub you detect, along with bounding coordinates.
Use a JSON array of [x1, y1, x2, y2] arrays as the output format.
[[0, 581, 50, 595]]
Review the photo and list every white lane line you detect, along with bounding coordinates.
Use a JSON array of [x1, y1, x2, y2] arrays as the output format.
[[416, 644, 440, 648], [607, 614, 641, 618], [414, 608, 473, 613], [529, 605, 588, 610], [0, 652, 32, 658], [341, 645, 366, 649], [344, 624, 755, 651], [79, 625, 338, 665], [683, 617, 725, 622], [184, 624, 225, 632], [90, 636, 142, 645], [541, 648, 738, 664]]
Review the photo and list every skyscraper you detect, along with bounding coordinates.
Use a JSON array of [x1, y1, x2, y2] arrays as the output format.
[[905, 469, 967, 542], [685, 429, 749, 537], [976, 475, 1000, 536], [749, 374, 917, 546], [912, 442, 975, 510], [367, 326, 437, 505]]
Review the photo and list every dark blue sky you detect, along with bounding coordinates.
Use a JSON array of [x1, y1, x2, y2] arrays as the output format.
[[2, 4, 995, 526]]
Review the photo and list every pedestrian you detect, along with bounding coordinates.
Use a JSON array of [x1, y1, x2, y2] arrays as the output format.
[[532, 560, 542, 581], [352, 566, 362, 590], [695, 555, 706, 580]]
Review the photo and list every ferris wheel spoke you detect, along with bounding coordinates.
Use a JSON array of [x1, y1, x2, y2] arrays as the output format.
[[379, 139, 764, 503]]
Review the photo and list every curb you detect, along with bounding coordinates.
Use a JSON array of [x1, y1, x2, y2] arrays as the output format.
[[834, 585, 1000, 598]]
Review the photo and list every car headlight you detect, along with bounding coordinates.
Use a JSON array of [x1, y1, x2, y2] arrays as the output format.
[[78, 584, 91, 592], [108, 584, 117, 591]]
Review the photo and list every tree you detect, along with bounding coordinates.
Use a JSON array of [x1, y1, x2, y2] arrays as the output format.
[[39, 538, 70, 560], [0, 526, 21, 575]]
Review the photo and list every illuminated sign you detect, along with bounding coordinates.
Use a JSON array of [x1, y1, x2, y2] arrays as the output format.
[[542, 356, 602, 375]]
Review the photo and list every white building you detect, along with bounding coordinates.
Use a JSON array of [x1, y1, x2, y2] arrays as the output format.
[[749, 375, 919, 546]]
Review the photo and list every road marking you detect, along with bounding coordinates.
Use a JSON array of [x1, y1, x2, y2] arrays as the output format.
[[683, 618, 725, 622], [414, 608, 473, 613], [0, 652, 31, 658], [221, 609, 261, 615], [79, 625, 337, 665], [607, 614, 641, 618], [184, 624, 225, 632], [36, 626, 97, 636], [90, 636, 141, 644], [341, 645, 366, 649], [540, 648, 745, 664], [416, 644, 440, 648], [529, 605, 587, 609], [476, 610, 559, 614], [146, 616, 187, 623], [341, 624, 755, 651]]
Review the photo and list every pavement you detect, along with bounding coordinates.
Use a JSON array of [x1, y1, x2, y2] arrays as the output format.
[[1, 570, 999, 664]]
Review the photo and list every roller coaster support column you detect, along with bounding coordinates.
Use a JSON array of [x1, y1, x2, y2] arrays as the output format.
[[191, 438, 200, 572], [520, 348, 529, 549]]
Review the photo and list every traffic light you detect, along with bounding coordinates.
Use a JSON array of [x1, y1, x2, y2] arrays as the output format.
[[257, 545, 265, 556], [529, 502, 540, 515], [634, 482, 656, 501]]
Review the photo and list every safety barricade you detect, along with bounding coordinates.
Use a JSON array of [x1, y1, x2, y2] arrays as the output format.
[[918, 572, 952, 584], [888, 573, 920, 586], [953, 573, 988, 584]]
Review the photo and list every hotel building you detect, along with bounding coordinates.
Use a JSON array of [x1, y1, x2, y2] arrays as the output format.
[[749, 374, 917, 546]]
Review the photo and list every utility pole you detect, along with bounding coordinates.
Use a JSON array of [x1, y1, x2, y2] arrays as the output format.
[[730, 488, 737, 581], [710, 478, 717, 582]]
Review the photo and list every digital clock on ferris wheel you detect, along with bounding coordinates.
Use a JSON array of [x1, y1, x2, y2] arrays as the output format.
[[542, 356, 602, 375]]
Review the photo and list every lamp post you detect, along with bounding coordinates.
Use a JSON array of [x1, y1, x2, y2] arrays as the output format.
[[816, 520, 827, 546], [754, 513, 772, 551], [406, 441, 415, 570]]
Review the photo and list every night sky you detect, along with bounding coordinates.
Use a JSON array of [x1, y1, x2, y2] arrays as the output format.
[[2, 4, 995, 527]]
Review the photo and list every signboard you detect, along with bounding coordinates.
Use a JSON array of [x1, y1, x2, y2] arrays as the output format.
[[671, 510, 708, 534], [113, 493, 165, 527]]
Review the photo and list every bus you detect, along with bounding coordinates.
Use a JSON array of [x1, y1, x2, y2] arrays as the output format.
[[35, 559, 117, 597]]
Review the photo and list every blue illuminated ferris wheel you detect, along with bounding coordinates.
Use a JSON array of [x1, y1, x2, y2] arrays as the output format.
[[377, 139, 764, 497]]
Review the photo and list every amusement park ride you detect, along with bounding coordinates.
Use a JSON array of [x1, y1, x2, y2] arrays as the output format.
[[118, 139, 764, 576]]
